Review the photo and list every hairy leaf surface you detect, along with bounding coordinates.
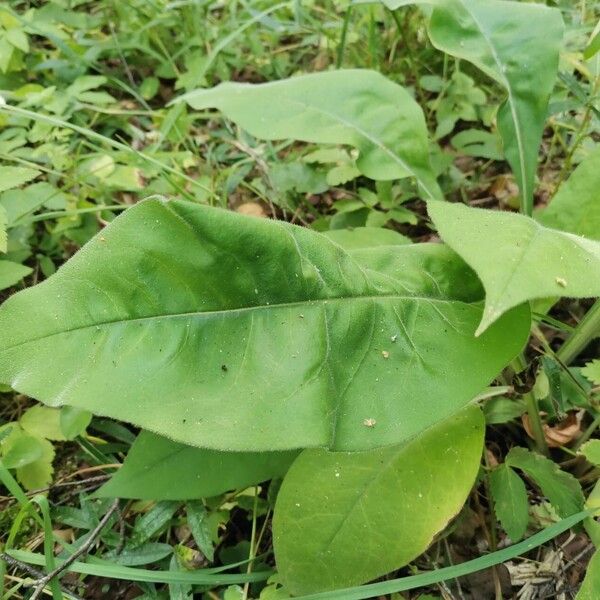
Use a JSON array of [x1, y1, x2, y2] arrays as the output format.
[[383, 0, 563, 213], [0, 199, 528, 451], [273, 406, 484, 594], [178, 70, 442, 200], [97, 431, 298, 500], [428, 201, 600, 335]]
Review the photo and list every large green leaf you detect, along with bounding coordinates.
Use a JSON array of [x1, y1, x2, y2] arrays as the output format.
[[384, 0, 564, 214], [273, 406, 484, 594], [178, 70, 442, 200], [428, 201, 600, 335], [489, 464, 529, 541], [0, 199, 528, 452], [97, 431, 298, 500], [538, 147, 600, 239]]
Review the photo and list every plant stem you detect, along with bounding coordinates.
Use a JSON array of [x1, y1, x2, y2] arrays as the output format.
[[557, 299, 600, 365], [573, 413, 600, 451], [336, 5, 352, 69], [242, 488, 259, 600], [513, 356, 549, 456], [29, 499, 120, 600]]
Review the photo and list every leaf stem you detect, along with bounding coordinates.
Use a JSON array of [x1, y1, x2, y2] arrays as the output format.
[[557, 299, 600, 365], [513, 356, 549, 456], [336, 5, 352, 69]]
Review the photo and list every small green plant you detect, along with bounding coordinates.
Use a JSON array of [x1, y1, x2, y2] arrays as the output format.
[[0, 0, 599, 597]]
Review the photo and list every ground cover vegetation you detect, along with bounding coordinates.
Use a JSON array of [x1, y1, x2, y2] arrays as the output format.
[[0, 0, 600, 599]]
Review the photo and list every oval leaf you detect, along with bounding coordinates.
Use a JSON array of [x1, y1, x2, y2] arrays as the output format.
[[427, 200, 600, 335], [0, 199, 528, 452], [273, 406, 484, 594], [489, 464, 529, 541], [97, 431, 298, 500], [177, 70, 442, 200]]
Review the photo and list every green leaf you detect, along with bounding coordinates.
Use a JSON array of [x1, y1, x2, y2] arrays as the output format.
[[1, 428, 44, 469], [581, 360, 600, 385], [97, 431, 298, 500], [186, 501, 215, 561], [450, 129, 503, 161], [0, 204, 6, 253], [427, 201, 600, 335], [178, 70, 442, 200], [273, 406, 484, 594], [538, 147, 600, 239], [59, 406, 92, 440], [0, 199, 529, 452], [579, 440, 600, 467], [482, 396, 526, 424], [113, 543, 173, 566], [0, 166, 40, 193], [505, 447, 584, 518], [20, 405, 66, 441], [16, 436, 54, 491], [576, 549, 600, 600], [0, 260, 32, 291], [323, 227, 411, 250], [489, 464, 529, 541], [384, 0, 563, 214]]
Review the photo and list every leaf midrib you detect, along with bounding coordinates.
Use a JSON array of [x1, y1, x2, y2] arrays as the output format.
[[455, 0, 528, 202], [1, 293, 477, 354]]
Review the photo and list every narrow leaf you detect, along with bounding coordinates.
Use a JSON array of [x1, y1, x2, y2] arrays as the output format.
[[177, 70, 442, 200], [506, 447, 584, 518], [427, 200, 600, 335], [384, 0, 563, 213], [186, 501, 215, 561], [273, 406, 484, 594], [0, 199, 529, 452], [489, 464, 529, 541], [97, 431, 298, 500]]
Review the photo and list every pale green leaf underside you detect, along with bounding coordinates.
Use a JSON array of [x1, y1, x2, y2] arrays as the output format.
[[538, 147, 600, 240], [489, 464, 529, 541], [273, 406, 484, 594], [97, 431, 298, 500], [0, 199, 528, 452], [384, 0, 563, 213], [178, 69, 442, 200], [428, 201, 600, 335]]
